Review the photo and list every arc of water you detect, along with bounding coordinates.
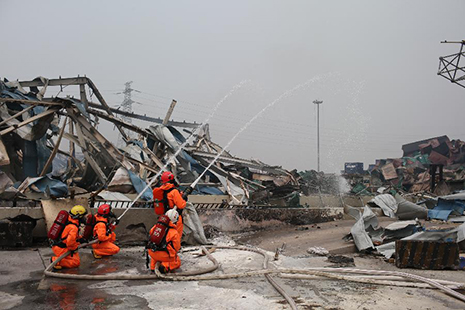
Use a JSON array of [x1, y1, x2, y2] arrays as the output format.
[[190, 76, 322, 188], [117, 80, 250, 220]]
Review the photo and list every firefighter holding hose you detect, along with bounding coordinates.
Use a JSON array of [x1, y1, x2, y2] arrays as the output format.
[[91, 204, 120, 259], [50, 205, 88, 269], [147, 209, 181, 273], [152, 171, 188, 237]]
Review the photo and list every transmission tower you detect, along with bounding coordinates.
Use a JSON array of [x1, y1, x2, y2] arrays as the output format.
[[438, 40, 465, 89], [117, 81, 134, 147]]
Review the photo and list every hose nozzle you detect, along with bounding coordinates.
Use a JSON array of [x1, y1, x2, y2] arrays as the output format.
[[182, 186, 194, 201]]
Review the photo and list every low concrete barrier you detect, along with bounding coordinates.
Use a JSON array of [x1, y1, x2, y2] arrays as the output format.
[[0, 194, 374, 239]]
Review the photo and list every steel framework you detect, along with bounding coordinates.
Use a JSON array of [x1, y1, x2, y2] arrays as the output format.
[[438, 40, 465, 89]]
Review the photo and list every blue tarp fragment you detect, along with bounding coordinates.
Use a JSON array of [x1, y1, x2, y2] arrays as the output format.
[[25, 176, 68, 197], [182, 150, 219, 183], [428, 199, 465, 221], [0, 89, 37, 101], [127, 170, 153, 201], [0, 80, 38, 101], [23, 134, 52, 177], [167, 126, 187, 143], [68, 98, 90, 119], [197, 186, 224, 195]]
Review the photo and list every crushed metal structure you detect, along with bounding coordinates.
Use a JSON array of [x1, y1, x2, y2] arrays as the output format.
[[0, 76, 328, 208]]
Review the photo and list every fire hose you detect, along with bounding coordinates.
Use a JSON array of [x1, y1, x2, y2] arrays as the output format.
[[44, 242, 219, 279], [44, 244, 465, 306]]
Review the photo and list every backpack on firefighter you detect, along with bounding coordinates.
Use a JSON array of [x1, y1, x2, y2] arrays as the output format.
[[48, 210, 70, 243], [48, 205, 87, 247], [147, 215, 172, 253], [82, 213, 96, 241], [153, 187, 175, 215]]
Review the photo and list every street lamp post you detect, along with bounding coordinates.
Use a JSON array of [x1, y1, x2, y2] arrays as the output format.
[[313, 100, 323, 172]]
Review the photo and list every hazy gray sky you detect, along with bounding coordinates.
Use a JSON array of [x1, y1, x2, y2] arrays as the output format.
[[1, 1, 464, 173]]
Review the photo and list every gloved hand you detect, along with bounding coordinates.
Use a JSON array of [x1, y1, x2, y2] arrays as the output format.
[[77, 238, 87, 244], [182, 186, 193, 201]]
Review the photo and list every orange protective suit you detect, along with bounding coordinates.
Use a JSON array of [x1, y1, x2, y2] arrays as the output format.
[[153, 183, 186, 237], [51, 216, 81, 269], [91, 215, 120, 257], [148, 221, 181, 272]]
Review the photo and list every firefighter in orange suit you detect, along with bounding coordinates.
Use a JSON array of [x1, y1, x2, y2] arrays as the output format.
[[153, 171, 186, 237], [51, 205, 87, 269], [148, 209, 181, 273], [91, 204, 120, 259]]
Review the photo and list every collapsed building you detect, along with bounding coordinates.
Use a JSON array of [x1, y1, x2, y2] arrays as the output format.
[[0, 74, 349, 235], [0, 76, 319, 207]]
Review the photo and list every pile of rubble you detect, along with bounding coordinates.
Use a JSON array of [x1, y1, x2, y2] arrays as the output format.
[[342, 135, 465, 270], [344, 189, 465, 270], [0, 76, 338, 208], [344, 135, 465, 196]]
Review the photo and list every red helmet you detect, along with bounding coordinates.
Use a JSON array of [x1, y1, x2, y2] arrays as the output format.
[[161, 171, 174, 184], [97, 204, 111, 216]]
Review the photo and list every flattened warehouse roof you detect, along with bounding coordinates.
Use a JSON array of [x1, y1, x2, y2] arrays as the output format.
[[0, 75, 328, 206]]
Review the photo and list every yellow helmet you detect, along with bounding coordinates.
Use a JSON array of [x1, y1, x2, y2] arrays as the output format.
[[70, 205, 87, 219]]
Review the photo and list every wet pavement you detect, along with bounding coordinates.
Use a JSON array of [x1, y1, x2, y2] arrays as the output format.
[[0, 248, 151, 310], [1, 235, 464, 310]]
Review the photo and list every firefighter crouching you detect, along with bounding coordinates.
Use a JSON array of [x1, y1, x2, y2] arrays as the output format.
[[152, 171, 186, 238], [92, 204, 120, 259], [147, 209, 181, 274], [51, 205, 88, 269]]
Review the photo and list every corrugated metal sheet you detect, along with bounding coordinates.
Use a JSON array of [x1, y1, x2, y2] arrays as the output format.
[[395, 240, 459, 270]]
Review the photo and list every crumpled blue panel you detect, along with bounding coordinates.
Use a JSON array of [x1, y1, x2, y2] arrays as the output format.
[[68, 98, 90, 119], [23, 135, 52, 177], [167, 126, 187, 143], [36, 135, 51, 175], [128, 140, 144, 149], [23, 140, 38, 177], [0, 86, 37, 101], [27, 176, 68, 197], [428, 199, 465, 221], [182, 151, 219, 183], [127, 170, 153, 201], [197, 186, 224, 195]]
